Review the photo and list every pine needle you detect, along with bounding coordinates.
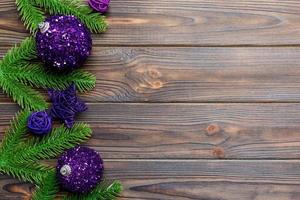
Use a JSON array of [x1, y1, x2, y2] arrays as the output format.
[[8, 63, 96, 92], [64, 181, 123, 200], [0, 162, 53, 184], [0, 110, 31, 152], [32, 0, 107, 33], [0, 37, 48, 110], [15, 0, 45, 33], [0, 76, 48, 111], [0, 36, 95, 109], [32, 170, 59, 200], [0, 37, 36, 70], [14, 123, 92, 162]]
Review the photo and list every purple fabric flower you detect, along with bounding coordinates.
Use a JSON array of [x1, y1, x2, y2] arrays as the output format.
[[88, 0, 110, 13], [48, 84, 87, 128], [27, 111, 52, 135], [56, 146, 104, 193]]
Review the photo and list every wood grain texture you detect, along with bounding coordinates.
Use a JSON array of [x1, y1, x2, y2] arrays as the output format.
[[1, 0, 300, 199], [2, 0, 300, 45], [1, 103, 300, 159], [2, 47, 300, 103], [2, 160, 300, 200]]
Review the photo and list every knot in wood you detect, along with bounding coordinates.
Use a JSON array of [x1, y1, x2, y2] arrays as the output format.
[[206, 124, 220, 136]]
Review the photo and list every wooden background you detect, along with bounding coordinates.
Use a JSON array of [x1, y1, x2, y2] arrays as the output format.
[[1, 0, 300, 199]]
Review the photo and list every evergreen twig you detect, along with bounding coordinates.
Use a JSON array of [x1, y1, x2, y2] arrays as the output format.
[[0, 38, 48, 110], [32, 0, 107, 33], [14, 123, 92, 163], [0, 162, 53, 185], [15, 0, 45, 33], [0, 37, 96, 109], [0, 76, 48, 110], [8, 63, 96, 93], [32, 170, 59, 200], [64, 181, 123, 200], [0, 37, 36, 70], [0, 110, 30, 152]]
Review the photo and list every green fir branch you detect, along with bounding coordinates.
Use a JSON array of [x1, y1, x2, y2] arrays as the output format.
[[8, 63, 96, 92], [0, 37, 95, 109], [0, 76, 48, 110], [15, 0, 45, 33], [1, 37, 95, 92], [32, 0, 107, 33], [0, 37, 48, 110], [0, 162, 53, 185], [32, 170, 59, 200], [64, 181, 123, 200], [0, 110, 30, 152], [0, 37, 36, 70], [14, 123, 92, 163]]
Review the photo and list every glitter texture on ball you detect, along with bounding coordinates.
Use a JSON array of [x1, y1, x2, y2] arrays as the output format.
[[36, 15, 92, 71], [56, 146, 104, 193]]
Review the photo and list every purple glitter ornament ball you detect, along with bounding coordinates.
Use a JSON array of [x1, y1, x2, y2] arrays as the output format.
[[36, 15, 92, 71], [27, 111, 52, 135], [56, 146, 104, 193], [89, 0, 110, 13]]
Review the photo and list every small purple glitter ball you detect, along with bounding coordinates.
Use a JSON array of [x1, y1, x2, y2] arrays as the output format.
[[36, 15, 92, 71], [56, 146, 104, 193]]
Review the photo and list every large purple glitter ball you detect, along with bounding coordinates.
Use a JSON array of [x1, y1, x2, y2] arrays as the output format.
[[56, 146, 104, 193], [36, 15, 92, 71]]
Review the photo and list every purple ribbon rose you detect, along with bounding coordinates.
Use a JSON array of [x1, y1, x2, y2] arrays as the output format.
[[88, 0, 110, 13], [27, 111, 52, 135]]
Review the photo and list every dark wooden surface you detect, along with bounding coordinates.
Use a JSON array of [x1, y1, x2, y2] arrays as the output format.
[[1, 0, 300, 199]]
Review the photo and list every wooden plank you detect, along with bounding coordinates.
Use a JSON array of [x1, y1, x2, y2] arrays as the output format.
[[1, 103, 300, 159], [1, 160, 300, 199], [2, 47, 300, 103], [0, 176, 32, 200], [2, 0, 300, 46]]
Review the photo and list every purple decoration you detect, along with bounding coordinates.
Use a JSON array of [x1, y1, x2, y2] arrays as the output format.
[[36, 15, 92, 71], [48, 84, 87, 128], [27, 111, 52, 135], [56, 146, 104, 193], [89, 0, 110, 13]]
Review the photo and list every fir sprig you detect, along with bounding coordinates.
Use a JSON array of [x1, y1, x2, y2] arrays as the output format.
[[0, 38, 48, 110], [0, 110, 31, 152], [2, 37, 96, 92], [31, 170, 59, 200], [0, 162, 53, 185], [15, 0, 45, 33], [14, 123, 92, 163], [32, 0, 107, 33], [64, 181, 123, 200], [0, 37, 36, 70], [0, 37, 96, 110], [16, 0, 107, 33], [9, 63, 96, 93], [1, 77, 49, 110]]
